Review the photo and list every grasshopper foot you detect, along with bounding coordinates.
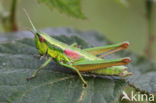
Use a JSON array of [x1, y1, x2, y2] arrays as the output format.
[[82, 82, 88, 88], [33, 54, 44, 60], [33, 54, 41, 59], [26, 75, 36, 81], [26, 77, 33, 81]]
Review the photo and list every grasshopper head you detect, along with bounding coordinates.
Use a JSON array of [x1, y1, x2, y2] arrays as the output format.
[[36, 32, 45, 42], [34, 32, 48, 56], [23, 9, 48, 56]]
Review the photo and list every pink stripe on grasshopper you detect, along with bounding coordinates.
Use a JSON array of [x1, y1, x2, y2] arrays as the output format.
[[64, 49, 81, 59]]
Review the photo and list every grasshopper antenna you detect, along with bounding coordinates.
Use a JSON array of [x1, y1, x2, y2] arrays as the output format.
[[23, 8, 37, 33]]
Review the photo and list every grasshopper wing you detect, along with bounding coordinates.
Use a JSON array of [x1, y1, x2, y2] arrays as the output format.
[[84, 42, 129, 57]]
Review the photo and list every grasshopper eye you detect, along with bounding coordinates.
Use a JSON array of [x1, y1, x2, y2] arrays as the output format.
[[39, 36, 45, 42]]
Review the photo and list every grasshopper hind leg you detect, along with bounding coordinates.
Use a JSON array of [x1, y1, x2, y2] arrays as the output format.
[[58, 62, 88, 87]]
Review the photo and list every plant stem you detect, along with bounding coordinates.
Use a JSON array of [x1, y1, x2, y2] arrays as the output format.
[[9, 0, 18, 31], [144, 1, 155, 60]]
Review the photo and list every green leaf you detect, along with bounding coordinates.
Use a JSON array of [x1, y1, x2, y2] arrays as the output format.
[[37, 0, 85, 19], [0, 31, 126, 103]]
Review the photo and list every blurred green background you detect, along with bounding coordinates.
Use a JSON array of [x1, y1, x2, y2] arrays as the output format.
[[0, 0, 156, 63]]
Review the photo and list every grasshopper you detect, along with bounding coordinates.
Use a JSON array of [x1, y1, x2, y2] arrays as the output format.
[[24, 9, 132, 86]]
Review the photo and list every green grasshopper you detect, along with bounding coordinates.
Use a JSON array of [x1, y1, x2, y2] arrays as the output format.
[[24, 9, 132, 86]]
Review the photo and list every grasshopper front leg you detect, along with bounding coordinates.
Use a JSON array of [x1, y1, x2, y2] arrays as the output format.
[[58, 62, 88, 87], [27, 58, 52, 80]]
